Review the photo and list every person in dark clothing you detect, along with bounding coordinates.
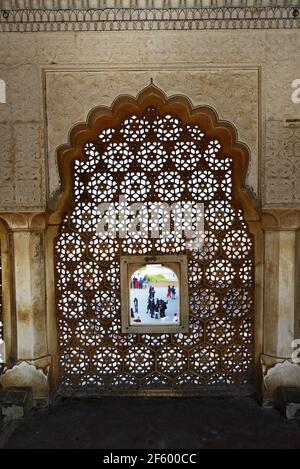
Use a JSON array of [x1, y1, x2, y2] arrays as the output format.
[[158, 300, 163, 318], [148, 286, 155, 301], [133, 297, 138, 314], [149, 299, 156, 318], [159, 300, 168, 318], [171, 286, 176, 300], [130, 307, 135, 318]]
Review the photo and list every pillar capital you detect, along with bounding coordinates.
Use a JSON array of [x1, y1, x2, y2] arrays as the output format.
[[261, 208, 300, 231], [0, 212, 48, 232]]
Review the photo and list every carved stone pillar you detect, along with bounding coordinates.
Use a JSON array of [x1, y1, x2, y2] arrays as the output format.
[[261, 209, 300, 402], [0, 212, 50, 402]]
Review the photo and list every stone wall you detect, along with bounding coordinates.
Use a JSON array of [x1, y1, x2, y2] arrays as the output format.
[[0, 22, 300, 401], [0, 29, 299, 210], [0, 1, 297, 10]]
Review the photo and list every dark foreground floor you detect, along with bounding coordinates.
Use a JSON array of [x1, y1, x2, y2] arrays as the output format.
[[2, 396, 300, 449]]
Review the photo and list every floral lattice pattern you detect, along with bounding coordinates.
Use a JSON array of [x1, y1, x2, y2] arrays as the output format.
[[55, 101, 255, 391]]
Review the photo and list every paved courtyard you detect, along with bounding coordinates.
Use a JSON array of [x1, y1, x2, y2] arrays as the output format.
[[130, 286, 179, 325]]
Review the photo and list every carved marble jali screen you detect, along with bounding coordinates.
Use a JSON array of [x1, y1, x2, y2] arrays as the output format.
[[55, 86, 255, 392]]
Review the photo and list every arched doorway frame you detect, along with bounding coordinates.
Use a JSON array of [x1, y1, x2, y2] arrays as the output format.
[[45, 85, 264, 394]]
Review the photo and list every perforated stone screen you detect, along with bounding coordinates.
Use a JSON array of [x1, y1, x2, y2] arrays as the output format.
[[55, 90, 255, 392]]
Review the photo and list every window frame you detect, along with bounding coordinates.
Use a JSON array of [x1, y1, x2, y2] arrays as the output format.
[[120, 254, 189, 334]]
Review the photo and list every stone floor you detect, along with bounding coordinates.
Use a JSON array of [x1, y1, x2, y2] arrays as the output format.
[[2, 396, 300, 449]]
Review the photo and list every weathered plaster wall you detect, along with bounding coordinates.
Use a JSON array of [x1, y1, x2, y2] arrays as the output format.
[[45, 67, 259, 203], [0, 26, 300, 401], [1, 1, 295, 8], [0, 29, 299, 210]]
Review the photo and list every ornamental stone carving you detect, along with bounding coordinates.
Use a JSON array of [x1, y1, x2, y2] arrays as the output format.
[[0, 3, 299, 32], [264, 121, 300, 206]]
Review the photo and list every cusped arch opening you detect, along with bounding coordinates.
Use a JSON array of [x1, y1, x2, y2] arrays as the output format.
[[51, 85, 261, 394]]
